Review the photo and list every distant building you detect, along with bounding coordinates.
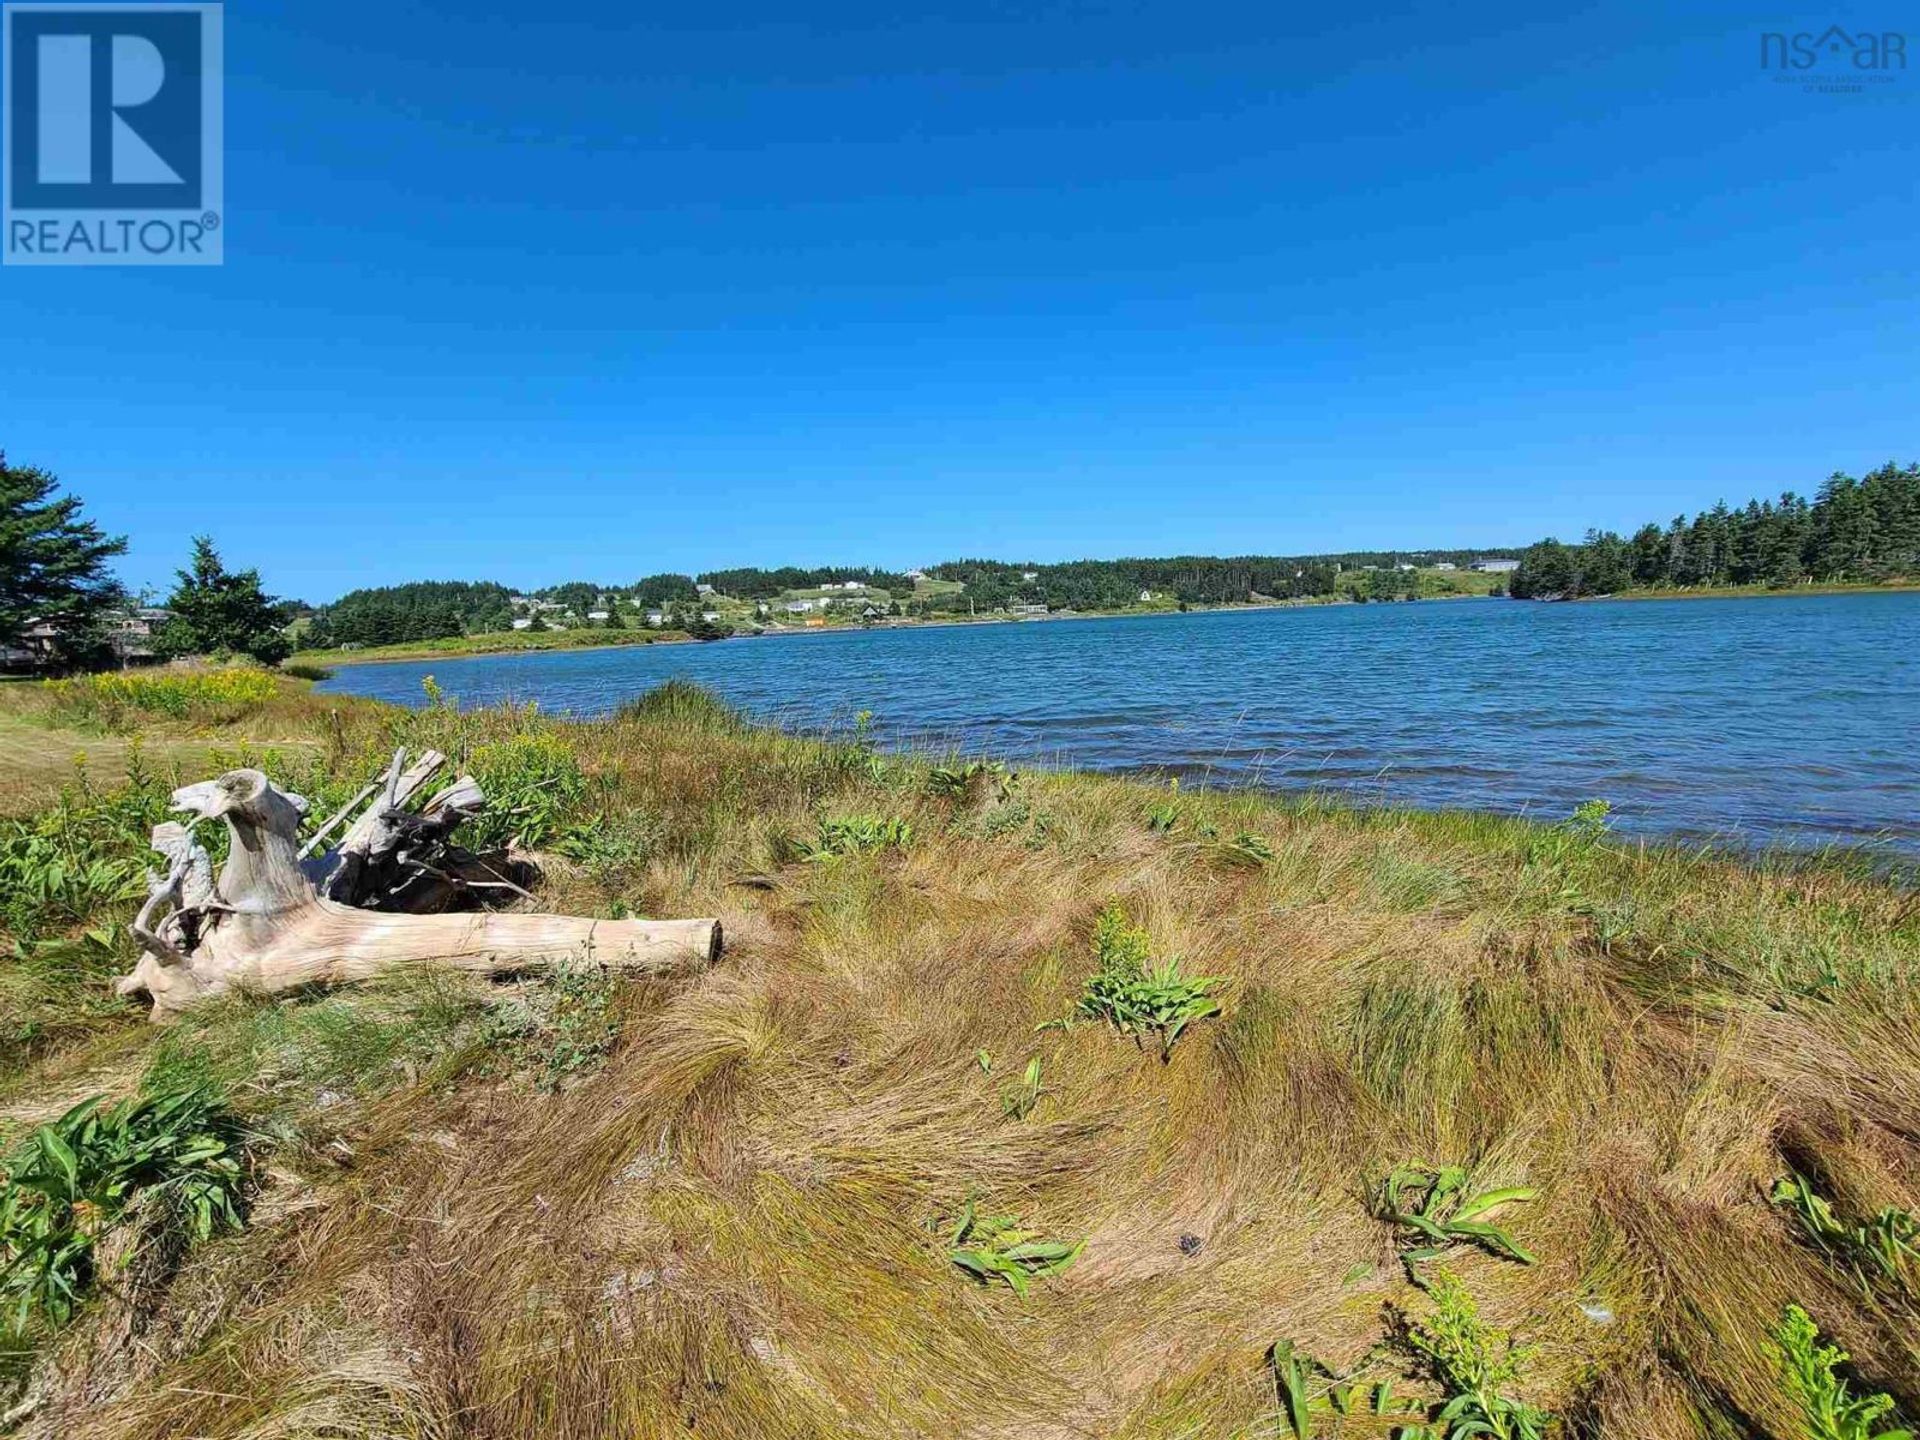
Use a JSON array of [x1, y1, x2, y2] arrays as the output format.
[[1471, 558, 1520, 573], [645, 611, 666, 626], [1020, 571, 1038, 581], [702, 611, 721, 622], [109, 607, 171, 663], [1010, 603, 1049, 617], [1138, 589, 1154, 601], [511, 618, 534, 631], [1433, 562, 1457, 572], [695, 583, 714, 596], [784, 600, 817, 614], [906, 569, 929, 582], [587, 610, 610, 621], [1396, 564, 1415, 573]]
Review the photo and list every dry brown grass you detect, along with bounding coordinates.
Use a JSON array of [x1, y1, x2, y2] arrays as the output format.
[[2, 680, 1918, 1437]]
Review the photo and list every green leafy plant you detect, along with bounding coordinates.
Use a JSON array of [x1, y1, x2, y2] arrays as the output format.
[[1394, 1270, 1550, 1440], [465, 732, 589, 849], [1373, 1163, 1537, 1269], [1563, 798, 1612, 841], [0, 1086, 248, 1333], [1144, 779, 1182, 834], [1772, 1172, 1919, 1296], [1776, 1304, 1912, 1440], [1215, 831, 1276, 867], [483, 963, 621, 1091], [1271, 1338, 1324, 1439], [945, 1200, 1084, 1299], [1065, 904, 1222, 1061], [797, 814, 914, 862], [926, 760, 1010, 803], [1000, 1056, 1044, 1120]]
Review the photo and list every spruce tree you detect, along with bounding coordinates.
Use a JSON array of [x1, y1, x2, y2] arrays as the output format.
[[0, 454, 128, 666], [157, 537, 291, 664]]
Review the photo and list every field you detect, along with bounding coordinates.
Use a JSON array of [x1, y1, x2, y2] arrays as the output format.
[[0, 674, 1917, 1439], [293, 625, 690, 666]]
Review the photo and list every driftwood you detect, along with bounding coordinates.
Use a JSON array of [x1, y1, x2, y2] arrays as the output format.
[[113, 767, 721, 1022]]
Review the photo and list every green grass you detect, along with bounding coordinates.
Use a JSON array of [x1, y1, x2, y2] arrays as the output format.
[[291, 624, 689, 666]]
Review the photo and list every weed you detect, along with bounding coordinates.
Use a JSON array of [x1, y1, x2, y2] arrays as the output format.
[[1563, 799, 1613, 841], [1394, 1269, 1551, 1440], [1000, 1056, 1044, 1120], [483, 963, 623, 1091], [466, 732, 590, 850], [926, 760, 1010, 803], [44, 668, 280, 732], [1068, 904, 1223, 1060], [1145, 779, 1182, 834], [1215, 831, 1276, 867], [1772, 1172, 1919, 1296], [1775, 1304, 1913, 1440], [945, 1200, 1084, 1298], [0, 1086, 248, 1333], [797, 814, 914, 862], [1374, 1162, 1537, 1269]]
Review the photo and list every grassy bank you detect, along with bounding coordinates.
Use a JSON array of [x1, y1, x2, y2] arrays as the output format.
[[292, 624, 693, 667], [1598, 579, 1920, 602], [1, 676, 1917, 1438]]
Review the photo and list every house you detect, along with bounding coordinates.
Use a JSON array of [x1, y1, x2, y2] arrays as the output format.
[[587, 610, 610, 621], [784, 600, 817, 615], [1020, 571, 1038, 582], [511, 618, 534, 631], [702, 611, 721, 622], [906, 569, 929, 582], [1138, 590, 1154, 602], [109, 607, 171, 662], [645, 611, 666, 626], [1010, 603, 1049, 617], [1470, 558, 1521, 573], [1434, 562, 1457, 572], [695, 584, 714, 596], [1396, 564, 1416, 573]]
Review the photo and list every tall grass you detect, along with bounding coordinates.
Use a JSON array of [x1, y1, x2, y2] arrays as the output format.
[[43, 668, 281, 732], [0, 680, 1915, 1439]]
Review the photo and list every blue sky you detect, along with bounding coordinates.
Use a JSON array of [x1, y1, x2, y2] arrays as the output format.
[[2, 1, 1916, 601]]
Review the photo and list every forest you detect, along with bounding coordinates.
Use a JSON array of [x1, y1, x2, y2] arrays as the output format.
[[1512, 463, 1920, 599]]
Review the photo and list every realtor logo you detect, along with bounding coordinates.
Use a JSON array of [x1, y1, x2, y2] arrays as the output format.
[[4, 3, 222, 265]]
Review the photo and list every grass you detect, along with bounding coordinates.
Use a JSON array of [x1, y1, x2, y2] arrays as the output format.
[[0, 678, 1915, 1437], [289, 624, 691, 666]]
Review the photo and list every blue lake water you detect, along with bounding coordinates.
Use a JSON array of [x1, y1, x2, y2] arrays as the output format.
[[319, 593, 1920, 854]]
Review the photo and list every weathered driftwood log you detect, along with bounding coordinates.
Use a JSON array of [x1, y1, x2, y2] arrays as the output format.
[[114, 768, 721, 1022]]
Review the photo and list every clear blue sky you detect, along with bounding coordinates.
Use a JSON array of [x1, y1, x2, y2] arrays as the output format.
[[3, 1, 1916, 601]]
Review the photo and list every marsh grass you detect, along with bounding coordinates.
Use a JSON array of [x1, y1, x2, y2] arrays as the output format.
[[43, 669, 281, 734], [0, 680, 1916, 1438]]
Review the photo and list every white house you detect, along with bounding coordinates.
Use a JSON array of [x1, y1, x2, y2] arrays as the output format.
[[1434, 562, 1457, 572], [645, 611, 666, 626], [1138, 590, 1154, 602], [702, 611, 721, 622], [906, 569, 929, 582], [587, 610, 610, 621], [695, 583, 715, 596], [511, 618, 534, 631], [784, 600, 817, 614], [1470, 558, 1521, 574], [1020, 571, 1039, 581]]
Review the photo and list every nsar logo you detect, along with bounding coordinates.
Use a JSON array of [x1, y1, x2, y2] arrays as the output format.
[[4, 3, 223, 266]]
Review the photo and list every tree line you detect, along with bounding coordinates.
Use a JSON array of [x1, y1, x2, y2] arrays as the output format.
[[1512, 463, 1920, 599]]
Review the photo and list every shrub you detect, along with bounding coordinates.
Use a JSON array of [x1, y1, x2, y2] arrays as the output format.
[[0, 1086, 249, 1333], [1069, 904, 1222, 1060], [616, 680, 745, 734]]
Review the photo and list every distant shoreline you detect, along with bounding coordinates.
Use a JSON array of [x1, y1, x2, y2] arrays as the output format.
[[300, 580, 1917, 671]]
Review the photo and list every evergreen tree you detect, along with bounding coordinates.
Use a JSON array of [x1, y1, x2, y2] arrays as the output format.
[[0, 454, 127, 667], [156, 537, 291, 663]]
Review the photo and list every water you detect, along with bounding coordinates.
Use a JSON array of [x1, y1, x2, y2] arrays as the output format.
[[319, 593, 1920, 854]]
